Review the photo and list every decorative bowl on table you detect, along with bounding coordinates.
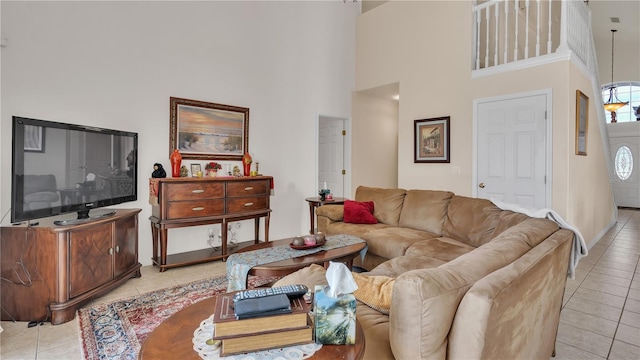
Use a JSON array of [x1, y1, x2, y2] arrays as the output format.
[[290, 234, 327, 250]]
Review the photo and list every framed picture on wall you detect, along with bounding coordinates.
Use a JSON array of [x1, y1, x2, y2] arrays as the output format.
[[414, 116, 450, 163], [576, 90, 589, 156], [170, 97, 249, 161]]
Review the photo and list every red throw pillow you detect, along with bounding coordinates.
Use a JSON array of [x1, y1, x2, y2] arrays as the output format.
[[343, 200, 377, 224]]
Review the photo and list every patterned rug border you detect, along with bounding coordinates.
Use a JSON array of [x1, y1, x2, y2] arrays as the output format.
[[78, 274, 277, 360]]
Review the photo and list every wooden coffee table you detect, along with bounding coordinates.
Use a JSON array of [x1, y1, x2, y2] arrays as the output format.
[[237, 237, 366, 280], [138, 295, 365, 360]]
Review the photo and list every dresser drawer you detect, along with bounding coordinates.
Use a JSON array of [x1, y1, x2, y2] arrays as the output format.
[[226, 196, 268, 213], [166, 199, 225, 219], [164, 182, 224, 201], [227, 180, 269, 197]]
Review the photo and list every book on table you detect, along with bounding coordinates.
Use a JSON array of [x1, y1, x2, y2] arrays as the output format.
[[212, 292, 311, 338], [217, 316, 314, 356]]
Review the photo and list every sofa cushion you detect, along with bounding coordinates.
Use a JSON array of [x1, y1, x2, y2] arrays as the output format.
[[352, 273, 395, 314], [398, 190, 454, 235], [355, 186, 406, 226], [363, 227, 439, 260], [344, 200, 378, 224], [442, 196, 503, 247], [405, 237, 476, 262], [322, 221, 391, 240], [370, 255, 446, 278]]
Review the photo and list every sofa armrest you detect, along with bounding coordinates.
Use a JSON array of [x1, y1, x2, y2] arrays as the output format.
[[448, 229, 573, 360], [390, 268, 472, 360], [316, 205, 344, 233]]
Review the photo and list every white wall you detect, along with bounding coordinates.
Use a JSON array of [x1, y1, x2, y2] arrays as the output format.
[[1, 1, 359, 265], [351, 91, 398, 193], [355, 1, 616, 245]]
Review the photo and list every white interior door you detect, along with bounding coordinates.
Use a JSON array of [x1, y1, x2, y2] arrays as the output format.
[[476, 93, 549, 209], [67, 131, 86, 187], [318, 116, 346, 197]]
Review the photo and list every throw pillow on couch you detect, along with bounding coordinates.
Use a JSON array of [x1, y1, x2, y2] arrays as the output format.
[[344, 200, 377, 224]]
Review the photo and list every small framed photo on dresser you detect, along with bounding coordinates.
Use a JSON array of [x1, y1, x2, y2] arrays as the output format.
[[190, 164, 202, 177]]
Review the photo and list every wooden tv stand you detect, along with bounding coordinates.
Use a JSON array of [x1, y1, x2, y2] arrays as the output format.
[[149, 176, 272, 272], [0, 209, 142, 325]]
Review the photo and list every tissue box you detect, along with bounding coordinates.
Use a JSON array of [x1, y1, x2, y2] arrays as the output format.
[[314, 285, 356, 344]]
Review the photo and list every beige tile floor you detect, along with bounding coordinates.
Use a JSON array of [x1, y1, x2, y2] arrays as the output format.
[[1, 208, 639, 359]]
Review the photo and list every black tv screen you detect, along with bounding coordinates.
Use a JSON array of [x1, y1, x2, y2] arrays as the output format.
[[11, 116, 138, 224]]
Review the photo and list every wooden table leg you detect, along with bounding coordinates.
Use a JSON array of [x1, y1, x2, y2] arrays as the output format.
[[254, 217, 260, 244], [159, 228, 168, 272], [264, 213, 270, 242], [308, 202, 316, 234], [221, 219, 228, 260], [151, 222, 158, 265]]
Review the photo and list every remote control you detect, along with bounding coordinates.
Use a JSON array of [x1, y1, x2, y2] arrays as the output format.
[[233, 284, 309, 302]]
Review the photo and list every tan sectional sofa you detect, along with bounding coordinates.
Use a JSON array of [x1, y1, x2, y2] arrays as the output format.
[[309, 186, 573, 360]]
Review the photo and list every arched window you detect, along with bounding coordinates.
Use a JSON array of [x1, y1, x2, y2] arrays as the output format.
[[601, 81, 640, 123]]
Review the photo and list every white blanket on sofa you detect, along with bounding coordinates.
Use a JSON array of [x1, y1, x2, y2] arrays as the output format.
[[491, 199, 588, 279]]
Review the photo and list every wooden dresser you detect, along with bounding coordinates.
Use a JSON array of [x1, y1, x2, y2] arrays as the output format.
[[0, 209, 141, 324], [149, 176, 272, 271]]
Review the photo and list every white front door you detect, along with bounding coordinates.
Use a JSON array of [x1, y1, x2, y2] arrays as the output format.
[[608, 123, 640, 208], [318, 116, 346, 197], [476, 93, 549, 209]]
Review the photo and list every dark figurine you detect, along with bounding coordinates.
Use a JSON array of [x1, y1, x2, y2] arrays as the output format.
[[152, 163, 167, 178]]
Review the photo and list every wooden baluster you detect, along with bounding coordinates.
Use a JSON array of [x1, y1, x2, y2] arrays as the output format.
[[535, 0, 541, 56], [494, 3, 499, 66], [476, 8, 481, 69], [547, 0, 553, 54], [485, 7, 490, 67], [524, 0, 530, 59], [504, 0, 509, 63], [514, 0, 519, 61]]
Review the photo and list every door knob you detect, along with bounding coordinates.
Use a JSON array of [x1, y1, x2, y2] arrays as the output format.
[[479, 183, 485, 188]]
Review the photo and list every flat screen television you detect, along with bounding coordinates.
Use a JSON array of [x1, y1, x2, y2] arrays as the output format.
[[11, 116, 138, 225]]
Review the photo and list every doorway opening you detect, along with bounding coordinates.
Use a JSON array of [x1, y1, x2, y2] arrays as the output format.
[[317, 115, 350, 199]]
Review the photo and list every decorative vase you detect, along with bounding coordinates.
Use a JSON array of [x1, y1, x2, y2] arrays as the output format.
[[208, 170, 218, 177], [170, 149, 182, 178], [242, 153, 252, 176]]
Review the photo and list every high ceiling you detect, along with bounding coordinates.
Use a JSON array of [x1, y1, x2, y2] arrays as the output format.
[[360, 1, 639, 91], [589, 0, 640, 83]]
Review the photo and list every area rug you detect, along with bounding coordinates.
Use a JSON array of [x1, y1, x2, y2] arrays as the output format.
[[78, 275, 279, 360]]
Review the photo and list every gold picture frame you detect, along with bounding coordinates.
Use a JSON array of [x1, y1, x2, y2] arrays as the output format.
[[170, 97, 249, 161], [575, 90, 589, 156]]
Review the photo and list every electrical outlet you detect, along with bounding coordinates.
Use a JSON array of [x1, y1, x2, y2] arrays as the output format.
[[452, 166, 461, 175]]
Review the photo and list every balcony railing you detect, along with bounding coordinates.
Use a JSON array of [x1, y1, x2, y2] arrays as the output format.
[[472, 0, 595, 75]]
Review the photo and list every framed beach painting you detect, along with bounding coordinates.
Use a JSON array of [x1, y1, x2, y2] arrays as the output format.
[[575, 90, 588, 156], [170, 97, 249, 161], [414, 116, 450, 163]]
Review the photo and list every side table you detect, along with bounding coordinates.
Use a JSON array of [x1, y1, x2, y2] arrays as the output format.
[[305, 197, 346, 234]]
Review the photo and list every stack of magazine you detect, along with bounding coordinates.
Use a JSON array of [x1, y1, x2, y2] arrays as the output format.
[[212, 293, 313, 356]]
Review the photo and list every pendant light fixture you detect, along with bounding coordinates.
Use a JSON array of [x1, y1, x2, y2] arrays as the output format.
[[603, 29, 628, 113]]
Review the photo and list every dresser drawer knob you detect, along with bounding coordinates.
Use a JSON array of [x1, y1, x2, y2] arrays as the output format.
[[192, 207, 205, 211], [244, 202, 254, 207], [191, 189, 205, 194], [244, 187, 254, 191]]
